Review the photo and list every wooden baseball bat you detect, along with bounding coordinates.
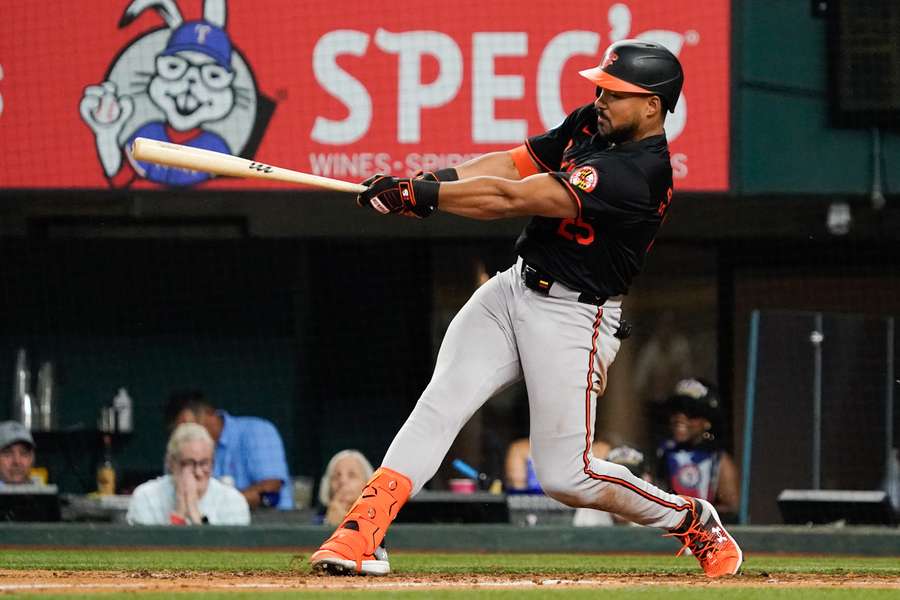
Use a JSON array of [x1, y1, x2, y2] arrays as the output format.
[[130, 137, 366, 193]]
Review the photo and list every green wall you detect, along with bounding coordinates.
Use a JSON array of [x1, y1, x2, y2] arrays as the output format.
[[0, 239, 432, 494], [736, 0, 899, 195]]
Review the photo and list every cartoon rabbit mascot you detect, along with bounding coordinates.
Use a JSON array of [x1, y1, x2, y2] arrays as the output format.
[[80, 0, 258, 187]]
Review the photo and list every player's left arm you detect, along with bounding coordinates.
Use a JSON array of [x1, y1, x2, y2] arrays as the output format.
[[453, 150, 524, 180]]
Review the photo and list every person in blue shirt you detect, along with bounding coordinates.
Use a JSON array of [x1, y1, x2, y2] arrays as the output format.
[[164, 391, 293, 510], [655, 379, 740, 520]]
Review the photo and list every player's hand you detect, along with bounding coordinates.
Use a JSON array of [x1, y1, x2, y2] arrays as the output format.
[[357, 176, 439, 218], [355, 174, 385, 208]]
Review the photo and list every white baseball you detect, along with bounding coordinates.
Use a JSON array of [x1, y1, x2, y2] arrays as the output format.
[[93, 93, 121, 124]]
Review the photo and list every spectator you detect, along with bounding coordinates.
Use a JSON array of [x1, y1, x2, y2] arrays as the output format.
[[319, 450, 373, 526], [127, 422, 250, 525], [655, 378, 740, 519], [0, 421, 36, 486], [505, 437, 611, 492], [165, 390, 293, 510]]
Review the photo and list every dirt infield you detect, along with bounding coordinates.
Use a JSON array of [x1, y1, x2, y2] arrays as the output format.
[[2, 570, 899, 593]]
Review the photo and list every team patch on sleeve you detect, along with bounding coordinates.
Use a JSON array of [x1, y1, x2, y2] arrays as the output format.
[[569, 166, 598, 192]]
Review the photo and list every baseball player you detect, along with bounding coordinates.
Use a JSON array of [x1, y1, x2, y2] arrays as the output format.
[[310, 40, 742, 578]]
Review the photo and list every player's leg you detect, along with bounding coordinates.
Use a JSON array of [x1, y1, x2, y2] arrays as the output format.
[[380, 267, 523, 489], [311, 265, 523, 574], [518, 295, 742, 577]]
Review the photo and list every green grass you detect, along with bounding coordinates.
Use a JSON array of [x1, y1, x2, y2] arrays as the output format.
[[1, 549, 899, 576], [1, 550, 898, 599]]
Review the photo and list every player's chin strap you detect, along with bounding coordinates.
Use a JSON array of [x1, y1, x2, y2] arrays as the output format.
[[316, 467, 412, 571]]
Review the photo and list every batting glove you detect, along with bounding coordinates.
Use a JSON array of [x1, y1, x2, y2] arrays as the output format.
[[413, 168, 459, 182], [357, 176, 440, 218]]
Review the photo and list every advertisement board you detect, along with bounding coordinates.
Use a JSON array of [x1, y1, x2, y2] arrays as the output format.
[[0, 1, 729, 190]]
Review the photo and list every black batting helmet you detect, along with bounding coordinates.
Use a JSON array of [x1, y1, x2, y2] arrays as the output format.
[[579, 39, 684, 113]]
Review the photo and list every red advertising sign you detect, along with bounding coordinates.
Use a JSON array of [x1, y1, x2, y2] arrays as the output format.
[[0, 1, 729, 191]]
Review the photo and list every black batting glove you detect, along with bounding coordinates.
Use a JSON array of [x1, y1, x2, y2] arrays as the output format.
[[358, 176, 440, 218], [356, 174, 388, 208], [413, 168, 459, 182]]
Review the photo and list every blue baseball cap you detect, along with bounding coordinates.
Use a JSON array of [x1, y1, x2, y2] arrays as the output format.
[[161, 20, 233, 70]]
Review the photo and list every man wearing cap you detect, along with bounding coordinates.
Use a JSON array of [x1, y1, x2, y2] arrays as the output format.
[[0, 421, 37, 486], [657, 379, 741, 518], [311, 40, 743, 579]]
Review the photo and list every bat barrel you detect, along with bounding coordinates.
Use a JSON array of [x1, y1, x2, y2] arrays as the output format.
[[130, 138, 365, 194]]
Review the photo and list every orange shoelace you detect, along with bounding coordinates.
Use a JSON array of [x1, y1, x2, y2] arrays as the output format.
[[664, 523, 717, 560]]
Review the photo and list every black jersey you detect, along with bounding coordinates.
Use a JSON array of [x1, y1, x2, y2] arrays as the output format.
[[514, 103, 674, 299]]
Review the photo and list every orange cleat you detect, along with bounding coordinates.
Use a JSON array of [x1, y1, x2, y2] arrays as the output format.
[[666, 497, 743, 578], [310, 467, 412, 576]]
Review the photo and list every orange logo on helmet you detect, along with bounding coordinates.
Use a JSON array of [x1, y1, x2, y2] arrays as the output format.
[[600, 52, 619, 69]]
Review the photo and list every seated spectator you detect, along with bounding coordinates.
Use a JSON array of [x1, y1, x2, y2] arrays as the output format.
[[656, 378, 740, 519], [319, 450, 373, 526], [505, 437, 611, 492], [0, 421, 37, 486], [127, 422, 250, 525], [165, 390, 293, 510]]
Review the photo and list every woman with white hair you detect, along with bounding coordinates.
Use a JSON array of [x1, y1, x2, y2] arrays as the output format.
[[320, 450, 373, 526], [127, 423, 250, 525]]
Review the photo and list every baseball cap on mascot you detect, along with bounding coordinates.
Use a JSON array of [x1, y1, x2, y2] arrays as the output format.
[[579, 39, 684, 113], [161, 20, 233, 70]]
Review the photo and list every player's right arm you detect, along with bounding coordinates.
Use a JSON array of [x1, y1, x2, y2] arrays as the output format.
[[437, 173, 578, 220], [435, 104, 593, 181]]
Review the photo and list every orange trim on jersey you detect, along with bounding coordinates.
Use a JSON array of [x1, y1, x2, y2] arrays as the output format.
[[580, 306, 691, 513], [555, 175, 583, 220], [509, 145, 539, 178], [524, 138, 554, 173], [578, 67, 654, 95]]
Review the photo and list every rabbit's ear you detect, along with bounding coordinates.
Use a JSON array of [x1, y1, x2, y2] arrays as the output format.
[[203, 0, 226, 27], [118, 0, 183, 29]]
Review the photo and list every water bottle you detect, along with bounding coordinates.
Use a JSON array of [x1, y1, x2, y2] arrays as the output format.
[[96, 434, 117, 495], [112, 388, 133, 433], [12, 348, 36, 429], [36, 361, 56, 431]]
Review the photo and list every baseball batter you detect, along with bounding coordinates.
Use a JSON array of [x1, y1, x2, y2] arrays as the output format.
[[311, 40, 742, 579]]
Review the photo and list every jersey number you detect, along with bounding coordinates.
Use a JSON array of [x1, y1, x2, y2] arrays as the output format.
[[556, 218, 595, 246], [658, 187, 673, 216]]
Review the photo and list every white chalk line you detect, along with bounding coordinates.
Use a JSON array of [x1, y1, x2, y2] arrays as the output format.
[[0, 578, 595, 592]]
